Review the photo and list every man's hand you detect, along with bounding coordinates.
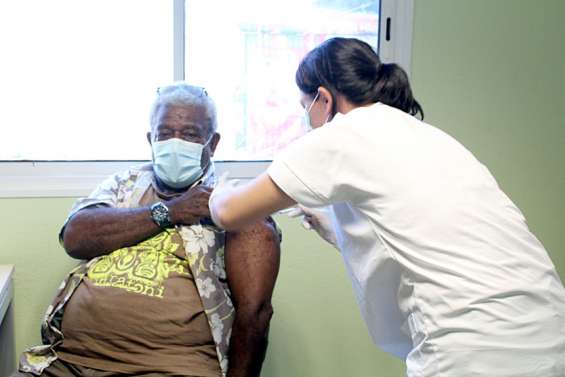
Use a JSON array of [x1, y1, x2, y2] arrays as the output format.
[[167, 185, 213, 225]]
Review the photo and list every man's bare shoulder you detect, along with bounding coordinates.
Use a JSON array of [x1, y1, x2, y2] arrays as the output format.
[[225, 216, 281, 247]]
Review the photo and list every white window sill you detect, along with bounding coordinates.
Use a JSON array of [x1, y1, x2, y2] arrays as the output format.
[[0, 161, 270, 198]]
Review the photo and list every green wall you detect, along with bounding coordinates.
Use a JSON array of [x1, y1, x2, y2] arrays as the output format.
[[0, 200, 404, 376], [1, 0, 564, 376], [410, 0, 565, 270]]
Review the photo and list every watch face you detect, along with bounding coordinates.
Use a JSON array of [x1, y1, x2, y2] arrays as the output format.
[[151, 202, 171, 227]]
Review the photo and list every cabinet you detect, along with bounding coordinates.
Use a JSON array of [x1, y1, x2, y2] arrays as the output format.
[[0, 265, 15, 377]]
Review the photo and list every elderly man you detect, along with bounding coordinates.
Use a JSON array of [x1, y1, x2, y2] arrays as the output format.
[[14, 83, 280, 377]]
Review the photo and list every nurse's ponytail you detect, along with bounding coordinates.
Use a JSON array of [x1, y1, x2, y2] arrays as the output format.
[[296, 37, 424, 120]]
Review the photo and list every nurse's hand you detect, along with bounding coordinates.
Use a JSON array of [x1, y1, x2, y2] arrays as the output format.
[[209, 172, 240, 227], [284, 205, 338, 248]]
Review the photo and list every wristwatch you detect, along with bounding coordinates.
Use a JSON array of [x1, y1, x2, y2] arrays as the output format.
[[150, 202, 172, 228]]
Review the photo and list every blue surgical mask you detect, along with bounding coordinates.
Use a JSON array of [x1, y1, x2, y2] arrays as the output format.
[[152, 136, 212, 189], [303, 92, 320, 131]]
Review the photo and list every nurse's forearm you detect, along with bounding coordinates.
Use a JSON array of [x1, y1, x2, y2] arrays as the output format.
[[210, 173, 295, 231]]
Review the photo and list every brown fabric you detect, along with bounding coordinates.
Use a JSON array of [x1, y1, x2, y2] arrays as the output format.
[[56, 228, 220, 377], [11, 357, 200, 377], [20, 167, 239, 376]]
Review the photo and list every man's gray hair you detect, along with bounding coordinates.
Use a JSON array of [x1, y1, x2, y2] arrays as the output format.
[[150, 82, 218, 135]]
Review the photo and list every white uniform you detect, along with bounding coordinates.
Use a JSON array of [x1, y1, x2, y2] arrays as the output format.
[[268, 103, 565, 377]]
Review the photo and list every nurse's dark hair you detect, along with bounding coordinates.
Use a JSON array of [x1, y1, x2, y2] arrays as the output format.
[[296, 37, 424, 119]]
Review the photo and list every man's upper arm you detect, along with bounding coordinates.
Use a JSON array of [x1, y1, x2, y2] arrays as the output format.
[[224, 217, 281, 309]]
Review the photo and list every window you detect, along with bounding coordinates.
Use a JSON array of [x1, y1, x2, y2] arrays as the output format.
[[0, 0, 414, 197], [186, 0, 380, 160], [0, 0, 172, 161]]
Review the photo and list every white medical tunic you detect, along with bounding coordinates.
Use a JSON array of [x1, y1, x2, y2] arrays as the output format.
[[268, 103, 565, 377]]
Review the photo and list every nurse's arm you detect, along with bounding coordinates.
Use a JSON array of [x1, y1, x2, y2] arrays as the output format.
[[210, 173, 295, 231]]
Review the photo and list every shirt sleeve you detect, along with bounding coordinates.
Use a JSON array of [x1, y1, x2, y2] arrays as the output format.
[[268, 125, 349, 208]]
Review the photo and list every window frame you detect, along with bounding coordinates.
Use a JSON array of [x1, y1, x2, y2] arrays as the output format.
[[0, 0, 414, 198]]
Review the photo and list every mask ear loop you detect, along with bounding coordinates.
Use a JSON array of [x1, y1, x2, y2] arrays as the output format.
[[307, 92, 336, 128], [203, 134, 214, 147], [303, 92, 320, 131], [198, 133, 216, 183], [306, 92, 320, 114]]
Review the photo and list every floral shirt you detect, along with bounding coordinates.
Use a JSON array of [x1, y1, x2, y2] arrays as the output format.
[[19, 164, 238, 376]]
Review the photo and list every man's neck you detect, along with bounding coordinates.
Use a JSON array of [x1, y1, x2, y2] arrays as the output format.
[[153, 177, 187, 199], [151, 165, 212, 199]]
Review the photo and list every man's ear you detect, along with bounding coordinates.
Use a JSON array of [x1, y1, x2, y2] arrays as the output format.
[[318, 86, 334, 118], [210, 133, 221, 156], [146, 131, 152, 145]]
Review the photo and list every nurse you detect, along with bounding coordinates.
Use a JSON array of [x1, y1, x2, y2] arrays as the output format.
[[209, 37, 565, 376]]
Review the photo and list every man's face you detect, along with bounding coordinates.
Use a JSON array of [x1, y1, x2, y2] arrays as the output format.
[[147, 103, 220, 170]]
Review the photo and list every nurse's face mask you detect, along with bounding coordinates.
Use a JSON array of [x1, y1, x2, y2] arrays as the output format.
[[304, 92, 319, 131], [304, 92, 331, 130]]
